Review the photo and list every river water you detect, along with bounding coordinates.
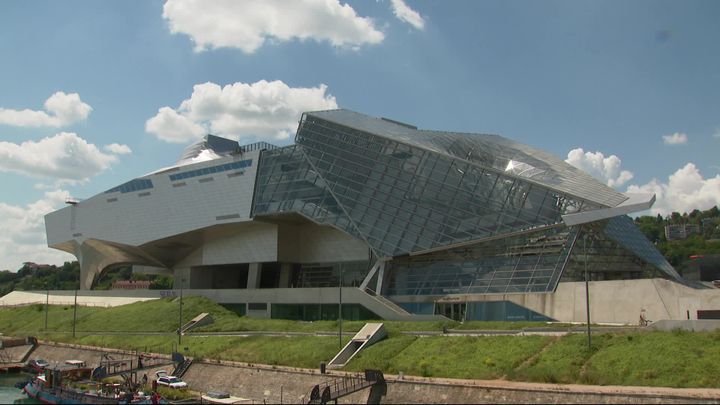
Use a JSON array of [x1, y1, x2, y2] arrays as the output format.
[[0, 373, 40, 404]]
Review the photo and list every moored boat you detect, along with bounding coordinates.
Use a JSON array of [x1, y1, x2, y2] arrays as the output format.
[[21, 364, 165, 404]]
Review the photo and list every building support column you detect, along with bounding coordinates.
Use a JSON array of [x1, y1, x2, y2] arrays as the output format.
[[174, 267, 191, 289], [247, 262, 261, 289], [279, 263, 292, 288]]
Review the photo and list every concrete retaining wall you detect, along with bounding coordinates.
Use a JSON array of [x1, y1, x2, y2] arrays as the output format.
[[183, 361, 720, 404], [650, 320, 720, 332], [427, 279, 720, 324]]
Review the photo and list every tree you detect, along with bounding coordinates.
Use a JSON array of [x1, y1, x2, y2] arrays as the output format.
[[670, 212, 682, 224], [149, 276, 173, 290]]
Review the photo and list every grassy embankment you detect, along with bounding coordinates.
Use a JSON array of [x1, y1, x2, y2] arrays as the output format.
[[1, 296, 719, 388]]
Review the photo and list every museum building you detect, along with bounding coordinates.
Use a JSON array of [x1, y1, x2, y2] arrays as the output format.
[[45, 109, 684, 322]]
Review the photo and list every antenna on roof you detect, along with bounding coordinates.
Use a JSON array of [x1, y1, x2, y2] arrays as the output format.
[[65, 198, 80, 205]]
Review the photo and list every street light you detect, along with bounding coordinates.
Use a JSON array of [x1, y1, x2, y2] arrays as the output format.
[[338, 266, 343, 350], [44, 282, 49, 331], [583, 231, 591, 350], [178, 278, 185, 345], [72, 288, 78, 338]]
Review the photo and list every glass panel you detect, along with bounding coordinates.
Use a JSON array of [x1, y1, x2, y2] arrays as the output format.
[[386, 226, 578, 296], [562, 216, 681, 282]]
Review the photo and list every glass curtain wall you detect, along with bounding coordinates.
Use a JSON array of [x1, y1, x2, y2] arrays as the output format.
[[252, 111, 682, 299], [562, 216, 681, 282], [295, 115, 596, 258], [386, 226, 578, 295], [252, 145, 366, 243]]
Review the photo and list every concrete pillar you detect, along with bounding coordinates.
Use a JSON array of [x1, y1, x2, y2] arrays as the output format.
[[79, 261, 95, 290], [279, 263, 292, 288], [247, 262, 261, 289], [174, 267, 191, 288]]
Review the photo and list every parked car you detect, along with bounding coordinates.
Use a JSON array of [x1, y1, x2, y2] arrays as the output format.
[[65, 359, 86, 368], [27, 358, 49, 372], [155, 371, 187, 389]]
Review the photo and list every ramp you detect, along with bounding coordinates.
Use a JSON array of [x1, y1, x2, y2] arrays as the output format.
[[327, 323, 386, 369], [178, 312, 214, 334]]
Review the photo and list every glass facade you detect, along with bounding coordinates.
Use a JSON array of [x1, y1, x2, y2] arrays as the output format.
[[604, 215, 680, 278], [307, 109, 629, 208], [250, 109, 682, 300], [464, 301, 554, 322], [169, 159, 252, 181], [271, 303, 379, 321], [255, 113, 599, 260], [253, 145, 365, 243], [386, 226, 578, 295], [562, 216, 681, 281], [105, 178, 153, 194], [294, 261, 370, 288]]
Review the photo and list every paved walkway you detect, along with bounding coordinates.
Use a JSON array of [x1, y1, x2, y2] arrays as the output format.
[[393, 375, 720, 402], [0, 291, 156, 307]]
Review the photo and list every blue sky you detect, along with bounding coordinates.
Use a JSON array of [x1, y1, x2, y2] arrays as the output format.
[[0, 0, 719, 270]]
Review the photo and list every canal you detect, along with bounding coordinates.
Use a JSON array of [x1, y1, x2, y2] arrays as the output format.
[[0, 373, 40, 404]]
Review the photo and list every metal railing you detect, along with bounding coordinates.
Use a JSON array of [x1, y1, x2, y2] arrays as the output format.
[[307, 370, 385, 404]]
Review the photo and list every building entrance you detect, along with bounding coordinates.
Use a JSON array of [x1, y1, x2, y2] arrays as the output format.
[[435, 302, 466, 321]]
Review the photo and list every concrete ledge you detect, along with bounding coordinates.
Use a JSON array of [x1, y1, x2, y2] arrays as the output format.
[[650, 320, 720, 332]]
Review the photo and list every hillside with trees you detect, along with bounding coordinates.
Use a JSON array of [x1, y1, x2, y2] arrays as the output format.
[[0, 261, 172, 295], [634, 205, 720, 267]]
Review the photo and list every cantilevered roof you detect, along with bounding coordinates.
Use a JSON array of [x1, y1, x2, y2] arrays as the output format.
[[304, 109, 628, 208]]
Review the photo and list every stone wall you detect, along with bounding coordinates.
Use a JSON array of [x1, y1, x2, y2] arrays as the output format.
[[183, 361, 720, 404]]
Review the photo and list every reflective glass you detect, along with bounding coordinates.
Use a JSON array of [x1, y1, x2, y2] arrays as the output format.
[[385, 226, 578, 295], [562, 216, 681, 282], [290, 115, 594, 257], [306, 110, 628, 207]]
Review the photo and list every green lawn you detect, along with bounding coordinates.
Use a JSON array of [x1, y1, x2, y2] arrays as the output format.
[[347, 334, 551, 379], [2, 297, 720, 388], [0, 296, 590, 335]]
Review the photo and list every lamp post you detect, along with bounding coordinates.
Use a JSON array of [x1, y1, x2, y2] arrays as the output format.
[[72, 288, 78, 338], [583, 232, 591, 350], [44, 282, 49, 331], [178, 277, 184, 345], [339, 267, 343, 350]]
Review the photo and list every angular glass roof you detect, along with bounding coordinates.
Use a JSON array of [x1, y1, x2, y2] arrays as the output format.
[[305, 109, 628, 208]]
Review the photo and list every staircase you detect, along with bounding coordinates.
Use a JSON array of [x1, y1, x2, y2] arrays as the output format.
[[172, 358, 193, 378], [308, 369, 386, 404]]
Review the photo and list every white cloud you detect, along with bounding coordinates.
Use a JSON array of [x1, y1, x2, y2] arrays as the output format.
[[146, 80, 338, 144], [0, 92, 92, 128], [145, 107, 206, 144], [162, 0, 384, 53], [390, 0, 425, 30], [627, 163, 720, 216], [0, 133, 120, 183], [565, 148, 634, 188], [662, 132, 688, 145], [0, 189, 75, 271], [103, 143, 132, 155]]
